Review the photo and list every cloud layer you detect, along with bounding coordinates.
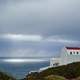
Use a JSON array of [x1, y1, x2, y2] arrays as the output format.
[[0, 0, 80, 57], [0, 34, 80, 57]]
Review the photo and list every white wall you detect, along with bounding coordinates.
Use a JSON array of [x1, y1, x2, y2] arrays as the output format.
[[50, 47, 80, 67], [60, 48, 80, 65], [50, 58, 60, 67]]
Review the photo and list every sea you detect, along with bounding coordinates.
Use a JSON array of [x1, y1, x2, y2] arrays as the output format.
[[0, 57, 50, 79]]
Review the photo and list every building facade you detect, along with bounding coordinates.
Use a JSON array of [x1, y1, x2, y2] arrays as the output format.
[[50, 47, 80, 67]]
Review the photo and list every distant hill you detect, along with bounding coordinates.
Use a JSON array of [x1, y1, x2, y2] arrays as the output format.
[[25, 62, 80, 80], [0, 71, 15, 80]]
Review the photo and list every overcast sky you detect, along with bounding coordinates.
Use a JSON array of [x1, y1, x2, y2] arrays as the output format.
[[0, 0, 80, 57]]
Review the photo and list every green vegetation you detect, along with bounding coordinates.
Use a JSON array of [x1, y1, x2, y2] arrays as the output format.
[[25, 62, 80, 80], [0, 71, 15, 80], [1, 62, 80, 80], [44, 75, 66, 80], [39, 62, 80, 79]]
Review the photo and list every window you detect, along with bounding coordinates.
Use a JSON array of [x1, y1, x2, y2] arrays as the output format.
[[77, 52, 79, 54], [73, 52, 75, 54], [53, 63, 59, 67], [70, 52, 72, 55]]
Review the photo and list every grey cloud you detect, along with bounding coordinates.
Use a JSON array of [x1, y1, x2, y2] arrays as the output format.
[[0, 0, 80, 57], [0, 34, 80, 57], [0, 0, 79, 38]]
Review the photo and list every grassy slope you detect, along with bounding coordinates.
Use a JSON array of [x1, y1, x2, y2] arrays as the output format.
[[26, 62, 80, 80], [0, 71, 15, 80]]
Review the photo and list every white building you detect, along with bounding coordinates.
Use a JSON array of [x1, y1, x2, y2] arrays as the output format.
[[50, 47, 80, 67]]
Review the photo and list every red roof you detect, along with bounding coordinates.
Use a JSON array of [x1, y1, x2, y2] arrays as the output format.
[[66, 47, 80, 50]]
